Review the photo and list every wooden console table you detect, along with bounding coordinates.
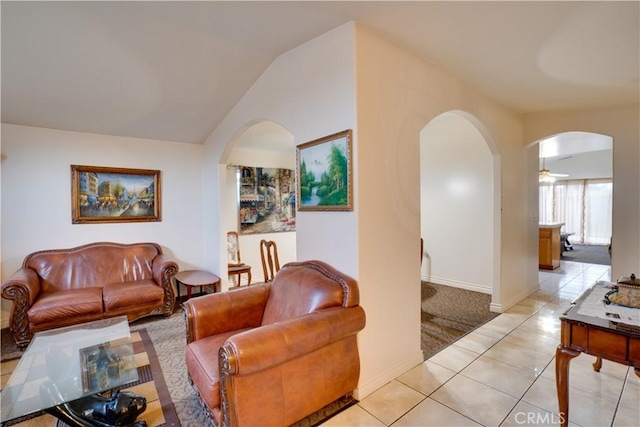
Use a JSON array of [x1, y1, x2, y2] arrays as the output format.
[[556, 284, 640, 427]]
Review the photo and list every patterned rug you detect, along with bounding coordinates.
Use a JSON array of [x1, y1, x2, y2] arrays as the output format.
[[2, 311, 356, 427], [421, 281, 499, 359], [0, 328, 179, 426]]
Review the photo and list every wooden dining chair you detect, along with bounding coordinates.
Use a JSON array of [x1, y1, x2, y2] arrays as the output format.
[[259, 240, 280, 282], [227, 231, 252, 286]]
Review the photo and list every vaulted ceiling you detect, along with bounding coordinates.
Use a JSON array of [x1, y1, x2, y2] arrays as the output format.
[[2, 1, 638, 144]]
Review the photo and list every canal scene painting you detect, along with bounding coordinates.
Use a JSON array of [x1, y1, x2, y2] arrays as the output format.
[[71, 165, 161, 223], [297, 129, 352, 211]]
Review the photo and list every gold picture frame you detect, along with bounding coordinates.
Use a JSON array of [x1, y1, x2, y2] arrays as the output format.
[[71, 165, 161, 224], [296, 129, 353, 211]]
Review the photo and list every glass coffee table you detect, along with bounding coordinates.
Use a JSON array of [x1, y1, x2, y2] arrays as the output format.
[[1, 316, 147, 426]]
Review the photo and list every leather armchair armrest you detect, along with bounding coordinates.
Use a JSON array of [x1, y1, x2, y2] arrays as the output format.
[[183, 283, 271, 343], [222, 305, 366, 376], [1, 268, 41, 348], [152, 254, 179, 315]]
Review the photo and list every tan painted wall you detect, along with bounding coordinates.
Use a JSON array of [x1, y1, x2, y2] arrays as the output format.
[[353, 24, 535, 396]]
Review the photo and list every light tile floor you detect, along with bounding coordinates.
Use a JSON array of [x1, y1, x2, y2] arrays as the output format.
[[322, 261, 640, 427]]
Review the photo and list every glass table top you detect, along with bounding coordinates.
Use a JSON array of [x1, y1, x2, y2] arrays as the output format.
[[1, 316, 138, 423]]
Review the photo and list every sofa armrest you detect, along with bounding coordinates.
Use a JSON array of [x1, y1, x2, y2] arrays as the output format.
[[1, 268, 41, 348], [183, 283, 271, 343], [221, 305, 366, 376], [151, 254, 179, 315]]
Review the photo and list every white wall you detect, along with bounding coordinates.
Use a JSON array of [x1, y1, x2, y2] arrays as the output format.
[[1, 124, 205, 326], [421, 113, 494, 294], [524, 105, 640, 278]]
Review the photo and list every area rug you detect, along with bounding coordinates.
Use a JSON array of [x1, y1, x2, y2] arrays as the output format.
[[421, 281, 499, 359], [561, 243, 611, 266], [0, 329, 179, 427]]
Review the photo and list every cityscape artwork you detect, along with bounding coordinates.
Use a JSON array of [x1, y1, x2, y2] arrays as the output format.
[[71, 165, 161, 224]]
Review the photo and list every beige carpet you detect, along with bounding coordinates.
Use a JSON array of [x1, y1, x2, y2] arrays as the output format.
[[421, 281, 499, 359]]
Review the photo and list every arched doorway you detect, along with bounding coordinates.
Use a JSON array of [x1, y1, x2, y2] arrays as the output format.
[[536, 131, 613, 266], [220, 120, 297, 289], [420, 111, 500, 305]]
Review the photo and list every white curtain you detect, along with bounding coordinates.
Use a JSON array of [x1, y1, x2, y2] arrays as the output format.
[[539, 179, 612, 244], [584, 180, 613, 244]]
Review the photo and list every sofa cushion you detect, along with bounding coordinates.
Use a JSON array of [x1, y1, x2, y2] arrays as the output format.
[[185, 329, 251, 410], [102, 280, 163, 311], [28, 287, 103, 325]]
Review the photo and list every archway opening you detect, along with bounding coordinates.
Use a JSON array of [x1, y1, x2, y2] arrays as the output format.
[[537, 131, 613, 266], [420, 111, 498, 299], [220, 120, 297, 288]]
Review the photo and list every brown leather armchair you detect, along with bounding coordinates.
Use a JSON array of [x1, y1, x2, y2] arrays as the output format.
[[183, 260, 366, 427]]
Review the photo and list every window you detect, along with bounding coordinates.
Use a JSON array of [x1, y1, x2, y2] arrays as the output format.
[[539, 179, 612, 245]]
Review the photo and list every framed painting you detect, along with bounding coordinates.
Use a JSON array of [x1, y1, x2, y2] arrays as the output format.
[[296, 129, 353, 211], [71, 165, 161, 224]]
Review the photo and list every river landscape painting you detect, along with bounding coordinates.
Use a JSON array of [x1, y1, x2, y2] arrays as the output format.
[[296, 129, 352, 211], [71, 165, 161, 223]]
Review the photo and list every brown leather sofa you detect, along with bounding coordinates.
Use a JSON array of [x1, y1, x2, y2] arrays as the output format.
[[1, 242, 178, 348], [183, 260, 366, 427]]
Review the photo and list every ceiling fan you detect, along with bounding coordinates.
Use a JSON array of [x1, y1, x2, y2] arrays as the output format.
[[539, 158, 569, 183]]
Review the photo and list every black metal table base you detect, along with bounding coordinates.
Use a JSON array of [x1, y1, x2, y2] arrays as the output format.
[[43, 390, 147, 427]]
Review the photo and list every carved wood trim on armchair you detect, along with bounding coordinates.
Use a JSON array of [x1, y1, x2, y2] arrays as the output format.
[[219, 344, 238, 427]]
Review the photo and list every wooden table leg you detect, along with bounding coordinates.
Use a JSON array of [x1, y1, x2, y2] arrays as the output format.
[[555, 345, 580, 427], [592, 357, 602, 372]]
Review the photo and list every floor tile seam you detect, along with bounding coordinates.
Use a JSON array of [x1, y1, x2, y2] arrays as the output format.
[[616, 376, 640, 412], [479, 344, 555, 373], [539, 357, 630, 391], [513, 394, 567, 425], [428, 383, 520, 427], [456, 368, 536, 401], [352, 402, 391, 426], [384, 393, 433, 426], [391, 396, 488, 427], [395, 358, 465, 401], [426, 353, 480, 374], [483, 328, 554, 357], [522, 363, 620, 426]]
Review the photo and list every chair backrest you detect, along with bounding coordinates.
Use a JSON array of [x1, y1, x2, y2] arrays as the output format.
[[227, 231, 242, 266], [261, 260, 359, 325], [259, 240, 280, 282]]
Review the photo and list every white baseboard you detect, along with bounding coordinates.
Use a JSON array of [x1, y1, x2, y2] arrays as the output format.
[[421, 275, 492, 295], [497, 284, 541, 313], [489, 302, 504, 313], [353, 349, 424, 400]]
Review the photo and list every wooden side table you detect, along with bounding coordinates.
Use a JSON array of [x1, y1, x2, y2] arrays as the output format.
[[556, 284, 640, 427], [174, 270, 220, 299]]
